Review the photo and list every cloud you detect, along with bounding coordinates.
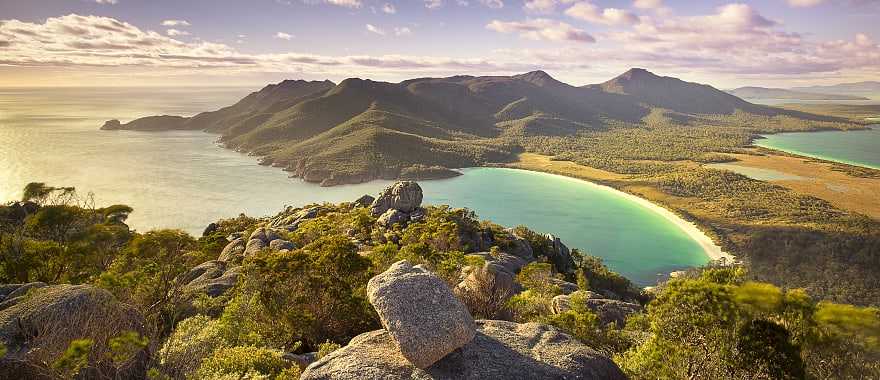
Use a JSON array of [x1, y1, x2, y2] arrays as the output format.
[[394, 27, 412, 36], [382, 3, 396, 13], [479, 0, 504, 8], [787, 0, 824, 7], [275, 32, 293, 40], [161, 20, 190, 27], [166, 29, 190, 36], [95, 0, 118, 4], [366, 24, 386, 35], [424, 0, 443, 9], [632, 0, 662, 9], [564, 1, 639, 26], [486, 18, 595, 43]]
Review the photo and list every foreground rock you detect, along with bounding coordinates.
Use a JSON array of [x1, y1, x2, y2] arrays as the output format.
[[367, 261, 475, 368], [370, 181, 423, 216], [0, 285, 148, 379], [301, 320, 626, 380]]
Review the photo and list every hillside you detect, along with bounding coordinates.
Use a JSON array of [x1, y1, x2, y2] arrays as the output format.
[[105, 68, 855, 186], [727, 86, 870, 101]]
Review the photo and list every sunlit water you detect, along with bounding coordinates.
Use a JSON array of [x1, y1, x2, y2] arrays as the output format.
[[0, 87, 710, 284], [755, 127, 880, 170]]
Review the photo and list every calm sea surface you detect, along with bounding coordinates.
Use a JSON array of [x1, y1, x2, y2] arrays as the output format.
[[1, 87, 709, 284], [755, 127, 880, 170]]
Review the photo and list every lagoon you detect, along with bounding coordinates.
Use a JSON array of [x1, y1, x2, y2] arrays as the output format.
[[754, 127, 880, 170], [0, 87, 712, 285]]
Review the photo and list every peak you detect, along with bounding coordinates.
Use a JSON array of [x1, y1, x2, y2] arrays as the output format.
[[514, 70, 563, 87], [617, 68, 659, 80]]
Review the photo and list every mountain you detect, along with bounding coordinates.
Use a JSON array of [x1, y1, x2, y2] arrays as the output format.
[[103, 68, 843, 186], [791, 81, 880, 98], [727, 86, 870, 101]]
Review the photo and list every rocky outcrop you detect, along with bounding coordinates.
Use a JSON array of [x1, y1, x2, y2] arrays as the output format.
[[301, 320, 626, 380], [353, 195, 375, 208], [366, 261, 475, 368], [179, 261, 241, 298], [269, 206, 323, 231], [218, 238, 246, 262], [370, 181, 423, 216], [545, 234, 576, 275], [0, 285, 149, 379], [269, 239, 295, 251]]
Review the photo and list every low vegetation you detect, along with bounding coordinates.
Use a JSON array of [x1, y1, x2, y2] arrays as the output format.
[[1, 183, 877, 379]]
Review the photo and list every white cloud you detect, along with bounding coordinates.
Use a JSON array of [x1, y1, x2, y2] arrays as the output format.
[[166, 29, 190, 36], [275, 32, 293, 40], [366, 24, 386, 35], [486, 18, 595, 43], [322, 0, 363, 7], [564, 1, 639, 26], [633, 0, 662, 9], [95, 0, 118, 4], [425, 0, 443, 9], [479, 0, 504, 8], [161, 20, 190, 27], [394, 27, 412, 36], [382, 3, 397, 13], [787, 0, 824, 7]]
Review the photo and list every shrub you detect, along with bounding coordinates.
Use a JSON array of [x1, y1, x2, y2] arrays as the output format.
[[194, 346, 291, 380]]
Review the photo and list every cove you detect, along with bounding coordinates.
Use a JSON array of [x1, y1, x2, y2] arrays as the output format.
[[754, 127, 880, 170], [1, 87, 717, 285]]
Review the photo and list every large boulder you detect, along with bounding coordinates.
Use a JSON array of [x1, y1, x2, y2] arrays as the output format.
[[301, 320, 626, 380], [244, 238, 267, 256], [367, 261, 475, 368], [353, 195, 375, 208], [269, 239, 296, 251], [377, 209, 409, 228], [180, 261, 241, 298], [551, 290, 602, 314], [218, 238, 246, 262], [249, 227, 281, 243], [504, 228, 536, 262], [370, 181, 423, 216], [0, 285, 149, 379], [270, 206, 323, 230], [454, 262, 519, 320]]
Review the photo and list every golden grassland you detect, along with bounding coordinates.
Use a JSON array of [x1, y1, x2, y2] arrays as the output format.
[[710, 150, 880, 220]]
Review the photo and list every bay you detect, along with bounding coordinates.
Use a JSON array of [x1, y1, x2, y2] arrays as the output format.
[[0, 87, 711, 285], [755, 127, 880, 170]]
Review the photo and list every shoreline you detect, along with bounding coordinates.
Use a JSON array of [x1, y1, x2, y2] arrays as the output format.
[[488, 166, 734, 265], [752, 128, 880, 171]]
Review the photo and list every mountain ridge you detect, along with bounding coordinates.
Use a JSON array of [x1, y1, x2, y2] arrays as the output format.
[[727, 86, 870, 101], [102, 68, 854, 186]]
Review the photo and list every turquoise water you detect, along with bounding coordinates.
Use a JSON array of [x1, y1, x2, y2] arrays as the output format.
[[754, 127, 880, 170], [0, 87, 710, 285]]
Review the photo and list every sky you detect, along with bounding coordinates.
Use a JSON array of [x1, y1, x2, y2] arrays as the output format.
[[0, 0, 878, 88]]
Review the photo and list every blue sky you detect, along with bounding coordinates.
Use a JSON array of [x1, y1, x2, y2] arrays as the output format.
[[0, 0, 877, 88]]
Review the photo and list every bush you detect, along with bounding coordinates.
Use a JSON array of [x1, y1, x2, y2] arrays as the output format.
[[194, 346, 293, 380]]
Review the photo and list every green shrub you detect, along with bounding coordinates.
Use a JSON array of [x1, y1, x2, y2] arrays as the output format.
[[194, 346, 291, 380]]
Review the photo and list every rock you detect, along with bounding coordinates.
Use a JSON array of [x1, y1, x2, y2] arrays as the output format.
[[408, 208, 427, 223], [249, 227, 281, 243], [202, 222, 219, 237], [285, 352, 319, 370], [270, 206, 323, 229], [551, 290, 602, 314], [466, 252, 529, 274], [301, 320, 626, 380], [504, 228, 536, 262], [218, 238, 246, 262], [377, 209, 409, 228], [244, 238, 267, 256], [550, 278, 580, 295], [458, 228, 493, 253], [455, 262, 519, 319], [0, 285, 149, 380], [366, 261, 475, 368], [584, 299, 642, 327], [353, 195, 375, 208], [0, 282, 48, 311], [101, 119, 122, 130], [226, 232, 244, 242], [180, 261, 241, 298], [370, 181, 423, 216], [545, 234, 576, 275], [269, 239, 296, 251]]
